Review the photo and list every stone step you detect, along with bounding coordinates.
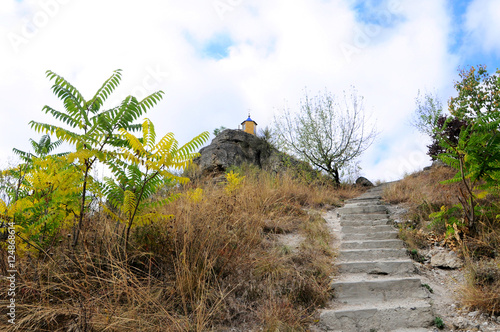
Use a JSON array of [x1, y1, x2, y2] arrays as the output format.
[[337, 260, 416, 275], [344, 200, 382, 206], [339, 248, 407, 261], [349, 193, 382, 199], [341, 225, 395, 234], [341, 213, 388, 221], [341, 239, 404, 250], [344, 231, 398, 241], [346, 198, 382, 205], [340, 219, 390, 227], [338, 205, 388, 215], [317, 182, 433, 332], [354, 191, 384, 199], [330, 277, 428, 304], [319, 300, 433, 332], [390, 329, 432, 332]]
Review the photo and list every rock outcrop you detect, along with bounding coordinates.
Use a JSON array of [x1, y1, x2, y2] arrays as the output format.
[[193, 129, 303, 175], [430, 248, 463, 269], [355, 176, 374, 187], [423, 159, 449, 171]]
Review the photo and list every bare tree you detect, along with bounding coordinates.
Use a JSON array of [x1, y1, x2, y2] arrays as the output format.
[[274, 88, 377, 185], [409, 90, 444, 137]]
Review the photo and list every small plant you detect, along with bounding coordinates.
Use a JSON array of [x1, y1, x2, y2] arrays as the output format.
[[408, 249, 426, 263], [225, 170, 245, 194], [434, 316, 445, 329], [428, 204, 464, 235], [213, 125, 227, 137], [422, 283, 434, 293], [279, 245, 292, 255]]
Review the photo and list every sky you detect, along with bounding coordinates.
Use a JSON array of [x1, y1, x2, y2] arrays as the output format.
[[1, 0, 499, 182]]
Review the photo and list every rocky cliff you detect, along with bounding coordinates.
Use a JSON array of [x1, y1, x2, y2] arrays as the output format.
[[193, 129, 302, 175]]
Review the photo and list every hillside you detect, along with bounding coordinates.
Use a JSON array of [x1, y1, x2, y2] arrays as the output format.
[[383, 165, 500, 330], [2, 159, 500, 331], [0, 166, 362, 331]]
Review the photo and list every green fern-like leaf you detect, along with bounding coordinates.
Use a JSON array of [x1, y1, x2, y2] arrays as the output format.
[[88, 69, 123, 112]]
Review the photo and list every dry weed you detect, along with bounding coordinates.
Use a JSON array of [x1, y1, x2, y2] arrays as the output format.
[[460, 258, 500, 314], [0, 170, 359, 331], [383, 166, 500, 316]]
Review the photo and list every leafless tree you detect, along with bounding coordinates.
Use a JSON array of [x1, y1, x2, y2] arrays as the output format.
[[274, 88, 377, 185]]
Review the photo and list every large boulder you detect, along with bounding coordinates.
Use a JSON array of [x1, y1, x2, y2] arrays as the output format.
[[430, 248, 463, 269], [355, 176, 374, 187], [193, 129, 293, 175]]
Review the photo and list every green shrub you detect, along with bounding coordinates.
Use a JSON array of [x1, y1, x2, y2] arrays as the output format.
[[434, 316, 444, 329]]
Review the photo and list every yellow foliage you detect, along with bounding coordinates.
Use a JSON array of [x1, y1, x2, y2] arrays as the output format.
[[185, 188, 204, 203], [225, 171, 245, 195], [1, 156, 81, 254], [134, 212, 174, 226], [476, 191, 489, 200]]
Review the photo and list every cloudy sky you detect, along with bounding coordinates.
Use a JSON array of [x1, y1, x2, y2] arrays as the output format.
[[1, 0, 499, 181]]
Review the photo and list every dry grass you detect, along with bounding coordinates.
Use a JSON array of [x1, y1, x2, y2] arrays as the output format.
[[382, 166, 460, 249], [0, 170, 361, 331], [383, 166, 459, 207], [460, 257, 500, 314], [382, 166, 500, 315]]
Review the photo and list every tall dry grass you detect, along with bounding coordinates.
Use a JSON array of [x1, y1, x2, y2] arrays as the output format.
[[0, 170, 361, 331], [382, 166, 461, 249], [383, 166, 459, 207]]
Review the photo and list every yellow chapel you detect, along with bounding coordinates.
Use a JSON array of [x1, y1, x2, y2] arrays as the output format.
[[241, 114, 257, 135]]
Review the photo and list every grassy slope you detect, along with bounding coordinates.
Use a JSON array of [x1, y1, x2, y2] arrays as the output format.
[[383, 166, 500, 315], [0, 169, 362, 331]]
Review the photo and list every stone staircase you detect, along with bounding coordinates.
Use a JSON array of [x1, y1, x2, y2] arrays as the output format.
[[318, 185, 434, 332]]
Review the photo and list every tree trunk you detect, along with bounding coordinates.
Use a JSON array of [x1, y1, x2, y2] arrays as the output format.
[[72, 164, 90, 247], [328, 167, 340, 186]]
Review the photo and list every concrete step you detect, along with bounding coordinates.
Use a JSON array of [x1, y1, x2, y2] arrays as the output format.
[[330, 277, 429, 304], [341, 239, 404, 250], [337, 260, 416, 275], [344, 231, 398, 241], [341, 213, 388, 221], [340, 219, 390, 227], [344, 200, 382, 206], [338, 205, 388, 215], [348, 195, 382, 201], [341, 225, 395, 234], [318, 183, 433, 332], [354, 192, 384, 200], [390, 329, 433, 332], [319, 300, 433, 332], [346, 198, 382, 205], [339, 248, 407, 261]]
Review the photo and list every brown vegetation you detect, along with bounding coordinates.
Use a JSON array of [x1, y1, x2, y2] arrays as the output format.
[[383, 166, 500, 314], [0, 169, 361, 331]]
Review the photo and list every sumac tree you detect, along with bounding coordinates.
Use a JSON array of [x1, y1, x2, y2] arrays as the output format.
[[30, 69, 164, 246], [102, 118, 209, 249], [433, 65, 500, 233]]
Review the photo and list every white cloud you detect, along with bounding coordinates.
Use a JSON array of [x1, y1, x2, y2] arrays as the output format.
[[465, 0, 500, 55], [0, 0, 480, 182]]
